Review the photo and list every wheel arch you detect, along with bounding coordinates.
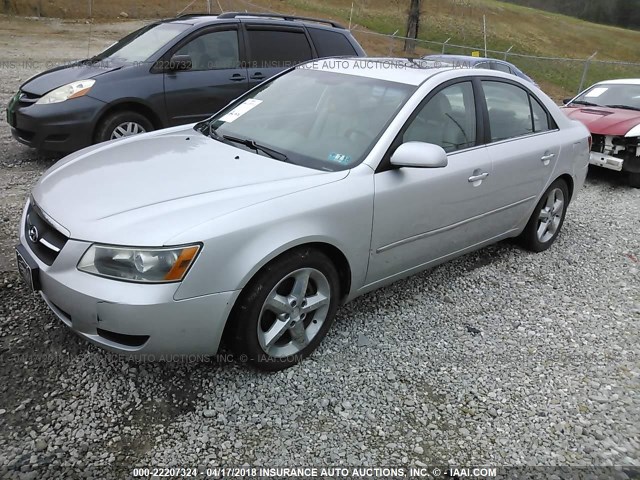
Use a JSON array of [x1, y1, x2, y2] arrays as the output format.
[[239, 241, 353, 304], [219, 240, 353, 347], [556, 173, 575, 203], [93, 101, 164, 140]]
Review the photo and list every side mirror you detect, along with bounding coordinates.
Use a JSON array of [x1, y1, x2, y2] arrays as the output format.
[[562, 98, 572, 105], [168, 54, 192, 71], [390, 142, 448, 169]]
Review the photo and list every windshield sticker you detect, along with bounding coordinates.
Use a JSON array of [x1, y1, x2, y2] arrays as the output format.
[[585, 87, 608, 98], [327, 152, 351, 164], [219, 99, 262, 123]]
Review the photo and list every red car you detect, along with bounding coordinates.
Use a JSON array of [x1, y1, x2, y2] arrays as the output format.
[[563, 79, 640, 188]]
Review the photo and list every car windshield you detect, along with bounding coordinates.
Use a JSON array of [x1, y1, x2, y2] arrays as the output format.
[[200, 67, 416, 171], [93, 22, 190, 64], [573, 83, 640, 110]]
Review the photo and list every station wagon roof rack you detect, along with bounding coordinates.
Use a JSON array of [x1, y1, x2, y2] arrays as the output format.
[[216, 12, 346, 29], [176, 13, 216, 18]]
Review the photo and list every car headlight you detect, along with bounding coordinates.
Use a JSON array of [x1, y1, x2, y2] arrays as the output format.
[[36, 79, 96, 105], [625, 124, 640, 138], [77, 244, 201, 283]]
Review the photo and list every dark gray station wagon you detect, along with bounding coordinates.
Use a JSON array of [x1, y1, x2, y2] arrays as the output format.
[[6, 12, 365, 153]]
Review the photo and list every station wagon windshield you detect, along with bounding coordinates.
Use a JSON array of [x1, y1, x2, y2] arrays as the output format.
[[93, 23, 190, 64], [573, 83, 640, 110], [201, 68, 416, 171]]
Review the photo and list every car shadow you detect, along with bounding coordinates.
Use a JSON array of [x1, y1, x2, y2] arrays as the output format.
[[585, 165, 629, 189]]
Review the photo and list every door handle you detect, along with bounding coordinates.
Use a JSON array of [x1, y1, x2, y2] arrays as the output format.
[[541, 153, 555, 164], [250, 73, 265, 80], [229, 74, 246, 81], [468, 172, 489, 183]]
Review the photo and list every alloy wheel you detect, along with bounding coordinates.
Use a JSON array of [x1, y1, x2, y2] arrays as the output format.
[[537, 187, 565, 243], [257, 267, 331, 358]]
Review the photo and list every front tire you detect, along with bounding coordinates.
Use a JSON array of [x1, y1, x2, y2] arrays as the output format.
[[94, 110, 153, 144], [628, 172, 640, 189], [519, 179, 569, 252], [229, 247, 340, 371]]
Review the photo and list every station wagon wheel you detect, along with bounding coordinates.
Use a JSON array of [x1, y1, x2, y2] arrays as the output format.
[[94, 110, 154, 144], [519, 178, 569, 252], [229, 247, 340, 371]]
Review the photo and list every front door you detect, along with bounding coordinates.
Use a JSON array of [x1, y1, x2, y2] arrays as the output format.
[[163, 26, 248, 126], [367, 80, 499, 285]]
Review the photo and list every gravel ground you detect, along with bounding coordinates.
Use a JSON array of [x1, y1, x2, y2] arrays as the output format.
[[0, 15, 639, 480]]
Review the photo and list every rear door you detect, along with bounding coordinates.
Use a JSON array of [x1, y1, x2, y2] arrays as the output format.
[[243, 24, 314, 89], [163, 25, 248, 125], [480, 79, 560, 230]]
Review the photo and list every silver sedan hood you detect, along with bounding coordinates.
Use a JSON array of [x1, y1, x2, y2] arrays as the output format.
[[32, 128, 347, 245]]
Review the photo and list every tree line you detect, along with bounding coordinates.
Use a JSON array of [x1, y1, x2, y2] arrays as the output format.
[[500, 0, 640, 29]]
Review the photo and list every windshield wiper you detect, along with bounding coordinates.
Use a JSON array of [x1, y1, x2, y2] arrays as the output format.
[[570, 100, 600, 107], [605, 104, 640, 112], [222, 135, 288, 162]]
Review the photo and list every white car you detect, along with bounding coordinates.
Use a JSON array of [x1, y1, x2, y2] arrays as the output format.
[[16, 58, 590, 370]]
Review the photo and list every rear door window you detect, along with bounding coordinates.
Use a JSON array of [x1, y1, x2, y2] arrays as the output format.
[[482, 81, 533, 141], [530, 96, 552, 132], [308, 28, 357, 57], [491, 62, 512, 74], [246, 27, 313, 68]]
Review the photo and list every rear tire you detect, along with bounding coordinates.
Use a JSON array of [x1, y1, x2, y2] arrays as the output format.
[[519, 179, 569, 252], [94, 110, 153, 144], [229, 247, 340, 371], [628, 172, 640, 189]]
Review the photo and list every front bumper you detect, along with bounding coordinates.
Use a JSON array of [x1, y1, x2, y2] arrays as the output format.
[[589, 151, 623, 172], [18, 212, 240, 356], [7, 93, 105, 153]]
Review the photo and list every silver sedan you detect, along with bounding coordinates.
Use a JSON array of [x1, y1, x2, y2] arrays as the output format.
[[16, 58, 590, 370]]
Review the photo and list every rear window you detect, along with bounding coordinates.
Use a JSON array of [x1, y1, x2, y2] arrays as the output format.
[[246, 28, 313, 68], [308, 28, 357, 57]]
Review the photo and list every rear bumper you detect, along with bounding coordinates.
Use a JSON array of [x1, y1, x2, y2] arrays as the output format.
[[8, 94, 105, 153]]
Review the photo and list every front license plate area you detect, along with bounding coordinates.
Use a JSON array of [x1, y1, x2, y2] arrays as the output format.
[[15, 244, 40, 292]]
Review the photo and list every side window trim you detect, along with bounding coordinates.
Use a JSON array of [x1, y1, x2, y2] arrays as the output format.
[[376, 77, 483, 173], [528, 94, 539, 133]]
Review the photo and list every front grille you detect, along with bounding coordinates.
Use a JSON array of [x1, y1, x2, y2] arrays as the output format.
[[17, 90, 40, 107], [97, 328, 149, 347], [25, 202, 68, 266], [14, 127, 35, 142]]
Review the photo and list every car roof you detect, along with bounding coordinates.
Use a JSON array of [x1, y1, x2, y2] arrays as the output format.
[[425, 54, 497, 63], [593, 79, 640, 86], [303, 57, 499, 86], [162, 12, 347, 31]]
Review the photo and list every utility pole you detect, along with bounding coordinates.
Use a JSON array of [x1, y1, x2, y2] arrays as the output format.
[[404, 0, 421, 55]]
